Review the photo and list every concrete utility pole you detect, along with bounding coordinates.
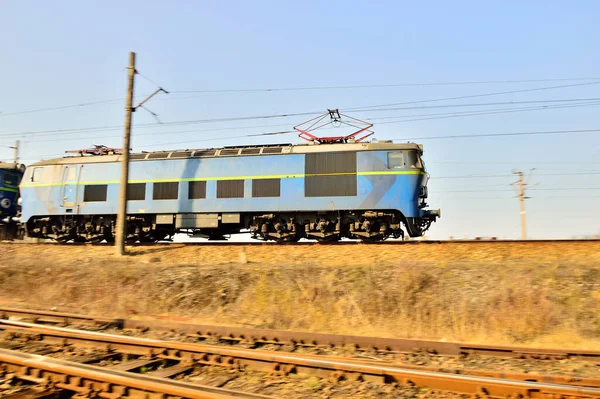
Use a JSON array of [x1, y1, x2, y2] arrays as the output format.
[[516, 172, 527, 240], [115, 52, 136, 256], [513, 170, 533, 240], [10, 140, 19, 164]]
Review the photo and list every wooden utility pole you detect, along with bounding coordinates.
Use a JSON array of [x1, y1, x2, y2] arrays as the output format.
[[115, 52, 136, 255], [514, 171, 529, 240]]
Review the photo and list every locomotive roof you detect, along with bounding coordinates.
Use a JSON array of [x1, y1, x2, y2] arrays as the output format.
[[29, 141, 424, 166], [0, 162, 24, 171]]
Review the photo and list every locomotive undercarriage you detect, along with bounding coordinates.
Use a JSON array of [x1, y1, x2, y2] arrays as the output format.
[[26, 215, 173, 243], [250, 211, 408, 242], [26, 209, 428, 243]]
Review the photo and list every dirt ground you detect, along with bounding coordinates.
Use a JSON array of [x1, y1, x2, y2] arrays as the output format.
[[1, 241, 599, 348]]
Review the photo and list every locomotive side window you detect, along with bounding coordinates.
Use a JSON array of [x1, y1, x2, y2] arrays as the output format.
[[127, 183, 146, 201], [188, 181, 207, 199], [31, 168, 44, 183], [153, 182, 179, 200], [83, 185, 108, 202], [252, 178, 280, 198], [217, 180, 244, 198], [387, 152, 404, 169], [406, 150, 422, 169]]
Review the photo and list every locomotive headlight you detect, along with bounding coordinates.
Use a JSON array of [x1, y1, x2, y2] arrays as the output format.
[[0, 198, 11, 209]]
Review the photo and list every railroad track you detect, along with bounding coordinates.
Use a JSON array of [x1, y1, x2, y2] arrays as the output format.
[[0, 348, 275, 399], [2, 321, 600, 398], [3, 238, 600, 246], [1, 309, 600, 398], [2, 307, 599, 361]]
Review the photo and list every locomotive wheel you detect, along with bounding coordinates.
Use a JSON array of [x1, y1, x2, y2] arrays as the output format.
[[315, 234, 340, 243], [138, 232, 156, 243], [274, 235, 300, 243], [55, 235, 70, 243], [359, 236, 384, 243]]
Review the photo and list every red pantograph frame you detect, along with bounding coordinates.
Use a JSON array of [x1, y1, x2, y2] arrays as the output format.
[[294, 109, 374, 144]]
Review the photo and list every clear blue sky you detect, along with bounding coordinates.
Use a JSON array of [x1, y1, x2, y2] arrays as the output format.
[[1, 1, 598, 239]]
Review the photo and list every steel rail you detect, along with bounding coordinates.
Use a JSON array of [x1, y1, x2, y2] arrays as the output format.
[[2, 320, 600, 398], [2, 306, 599, 361], [4, 238, 600, 246], [0, 348, 275, 399]]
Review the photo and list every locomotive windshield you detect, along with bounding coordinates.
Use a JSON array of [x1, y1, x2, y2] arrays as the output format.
[[387, 150, 423, 169], [3, 172, 20, 187]]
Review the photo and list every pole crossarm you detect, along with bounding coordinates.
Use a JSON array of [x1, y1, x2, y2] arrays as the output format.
[[134, 87, 169, 111]]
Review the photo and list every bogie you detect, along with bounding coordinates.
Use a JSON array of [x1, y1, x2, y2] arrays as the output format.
[[25, 210, 410, 243]]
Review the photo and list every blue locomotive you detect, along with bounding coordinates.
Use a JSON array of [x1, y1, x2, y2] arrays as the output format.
[[19, 141, 440, 242], [0, 162, 25, 240]]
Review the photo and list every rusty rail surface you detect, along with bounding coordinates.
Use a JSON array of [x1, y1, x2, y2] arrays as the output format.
[[0, 348, 275, 399], [1, 320, 600, 399], [2, 306, 599, 361]]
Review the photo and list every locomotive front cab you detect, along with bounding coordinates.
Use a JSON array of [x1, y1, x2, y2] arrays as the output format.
[[387, 148, 427, 201], [0, 163, 25, 239], [386, 147, 439, 237], [0, 166, 23, 219]]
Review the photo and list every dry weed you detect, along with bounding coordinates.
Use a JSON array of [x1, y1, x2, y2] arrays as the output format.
[[0, 242, 599, 347]]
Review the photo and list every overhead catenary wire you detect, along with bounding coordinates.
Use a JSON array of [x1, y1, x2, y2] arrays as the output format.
[[2, 97, 598, 142], [2, 82, 599, 167], [136, 130, 295, 149], [0, 111, 319, 138], [171, 78, 600, 94], [137, 72, 164, 89], [429, 160, 600, 164], [2, 77, 600, 118], [369, 101, 600, 124], [360, 98, 600, 117], [0, 123, 296, 145], [2, 78, 599, 136], [392, 128, 600, 141], [123, 127, 600, 152], [0, 99, 122, 117], [433, 171, 600, 179], [427, 195, 600, 200], [345, 81, 600, 111], [436, 187, 600, 193]]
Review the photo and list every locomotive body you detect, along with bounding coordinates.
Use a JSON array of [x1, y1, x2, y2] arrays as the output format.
[[20, 141, 439, 242], [0, 162, 25, 239]]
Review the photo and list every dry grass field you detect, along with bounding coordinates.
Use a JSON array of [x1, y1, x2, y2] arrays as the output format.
[[1, 241, 599, 348]]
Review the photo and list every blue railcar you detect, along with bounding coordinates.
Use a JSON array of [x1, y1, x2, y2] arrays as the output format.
[[0, 162, 25, 239], [20, 141, 440, 242]]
